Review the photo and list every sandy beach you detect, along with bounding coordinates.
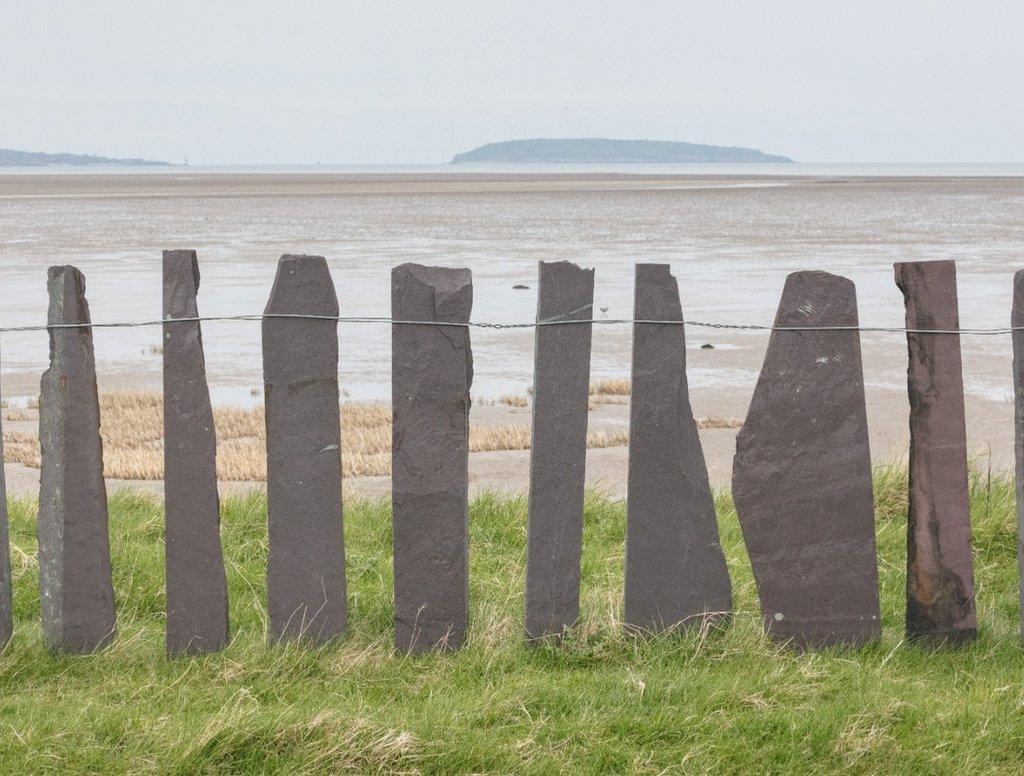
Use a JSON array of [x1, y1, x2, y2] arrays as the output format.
[[2, 170, 1023, 496]]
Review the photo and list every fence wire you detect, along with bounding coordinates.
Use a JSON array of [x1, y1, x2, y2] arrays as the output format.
[[0, 313, 1018, 336]]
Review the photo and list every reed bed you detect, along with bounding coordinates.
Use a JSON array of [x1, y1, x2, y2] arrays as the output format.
[[3, 392, 628, 481], [2, 390, 744, 481]]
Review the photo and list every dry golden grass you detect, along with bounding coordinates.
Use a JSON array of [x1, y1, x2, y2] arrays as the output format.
[[2, 430, 40, 469], [498, 394, 528, 408], [490, 380, 631, 410], [2, 390, 738, 481], [590, 394, 628, 406], [699, 417, 743, 430], [2, 391, 636, 481], [589, 378, 632, 396]]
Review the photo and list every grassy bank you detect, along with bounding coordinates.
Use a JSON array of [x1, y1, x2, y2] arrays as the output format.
[[1, 467, 1024, 773]]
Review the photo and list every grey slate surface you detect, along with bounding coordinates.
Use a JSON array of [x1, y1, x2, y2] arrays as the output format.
[[163, 250, 229, 655], [392, 263, 473, 653], [624, 264, 731, 632], [733, 271, 881, 648], [262, 255, 346, 644], [38, 266, 117, 653], [895, 259, 977, 645], [525, 260, 594, 640]]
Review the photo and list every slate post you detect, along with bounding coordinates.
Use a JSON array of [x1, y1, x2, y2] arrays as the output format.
[[38, 266, 117, 653], [524, 261, 595, 641], [163, 250, 229, 655], [1014, 269, 1024, 642], [0, 367, 10, 648], [392, 263, 473, 653], [263, 255, 346, 644], [733, 271, 881, 648], [624, 264, 732, 632], [895, 259, 976, 645]]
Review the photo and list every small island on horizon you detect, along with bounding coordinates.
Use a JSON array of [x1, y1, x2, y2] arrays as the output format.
[[0, 148, 172, 167], [452, 137, 792, 164]]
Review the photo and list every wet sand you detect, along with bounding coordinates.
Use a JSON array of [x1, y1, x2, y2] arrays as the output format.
[[2, 171, 1023, 495]]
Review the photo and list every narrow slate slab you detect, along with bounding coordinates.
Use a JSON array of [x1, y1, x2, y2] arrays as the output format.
[[262, 255, 346, 644], [895, 259, 976, 645], [624, 264, 731, 632], [163, 250, 229, 655], [525, 260, 594, 641], [392, 264, 473, 653], [38, 266, 116, 653], [733, 271, 881, 648], [1014, 269, 1024, 642], [0, 374, 11, 648]]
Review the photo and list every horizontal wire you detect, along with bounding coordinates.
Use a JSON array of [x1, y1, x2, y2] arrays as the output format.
[[0, 313, 1016, 335]]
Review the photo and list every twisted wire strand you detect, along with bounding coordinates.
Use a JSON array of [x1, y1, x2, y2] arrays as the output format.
[[0, 312, 1015, 335]]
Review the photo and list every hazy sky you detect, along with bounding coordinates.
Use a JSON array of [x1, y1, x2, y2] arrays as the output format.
[[3, 1, 1022, 164]]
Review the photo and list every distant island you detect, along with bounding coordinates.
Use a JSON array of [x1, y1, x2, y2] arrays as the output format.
[[0, 148, 171, 167], [452, 138, 792, 164]]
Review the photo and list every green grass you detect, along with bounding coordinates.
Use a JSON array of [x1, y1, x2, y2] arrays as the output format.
[[2, 466, 1024, 774]]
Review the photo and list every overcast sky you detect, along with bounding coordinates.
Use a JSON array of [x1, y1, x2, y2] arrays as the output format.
[[3, 1, 1022, 165]]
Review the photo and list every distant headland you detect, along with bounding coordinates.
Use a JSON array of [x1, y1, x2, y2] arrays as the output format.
[[451, 138, 792, 164], [0, 149, 171, 167]]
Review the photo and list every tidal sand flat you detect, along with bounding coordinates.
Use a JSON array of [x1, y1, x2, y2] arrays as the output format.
[[1, 171, 1023, 492]]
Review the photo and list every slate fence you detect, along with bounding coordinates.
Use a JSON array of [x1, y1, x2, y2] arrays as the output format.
[[0, 252, 1016, 656]]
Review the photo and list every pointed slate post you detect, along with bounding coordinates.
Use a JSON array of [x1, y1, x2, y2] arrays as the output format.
[[38, 266, 116, 653], [163, 250, 229, 655], [1014, 269, 1024, 642], [525, 260, 594, 641], [895, 260, 976, 645], [262, 255, 346, 644], [392, 264, 473, 653], [733, 271, 881, 648], [0, 379, 10, 648], [625, 264, 732, 632]]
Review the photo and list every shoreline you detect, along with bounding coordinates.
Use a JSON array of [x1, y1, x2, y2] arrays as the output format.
[[3, 171, 1024, 201], [2, 171, 1022, 498]]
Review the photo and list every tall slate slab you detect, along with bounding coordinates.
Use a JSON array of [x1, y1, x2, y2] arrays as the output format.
[[896, 259, 976, 645], [262, 255, 346, 644], [1014, 269, 1024, 642], [392, 264, 473, 653], [38, 266, 116, 653], [525, 260, 594, 641], [624, 264, 731, 632], [733, 271, 881, 648], [0, 377, 11, 648], [163, 250, 229, 655]]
